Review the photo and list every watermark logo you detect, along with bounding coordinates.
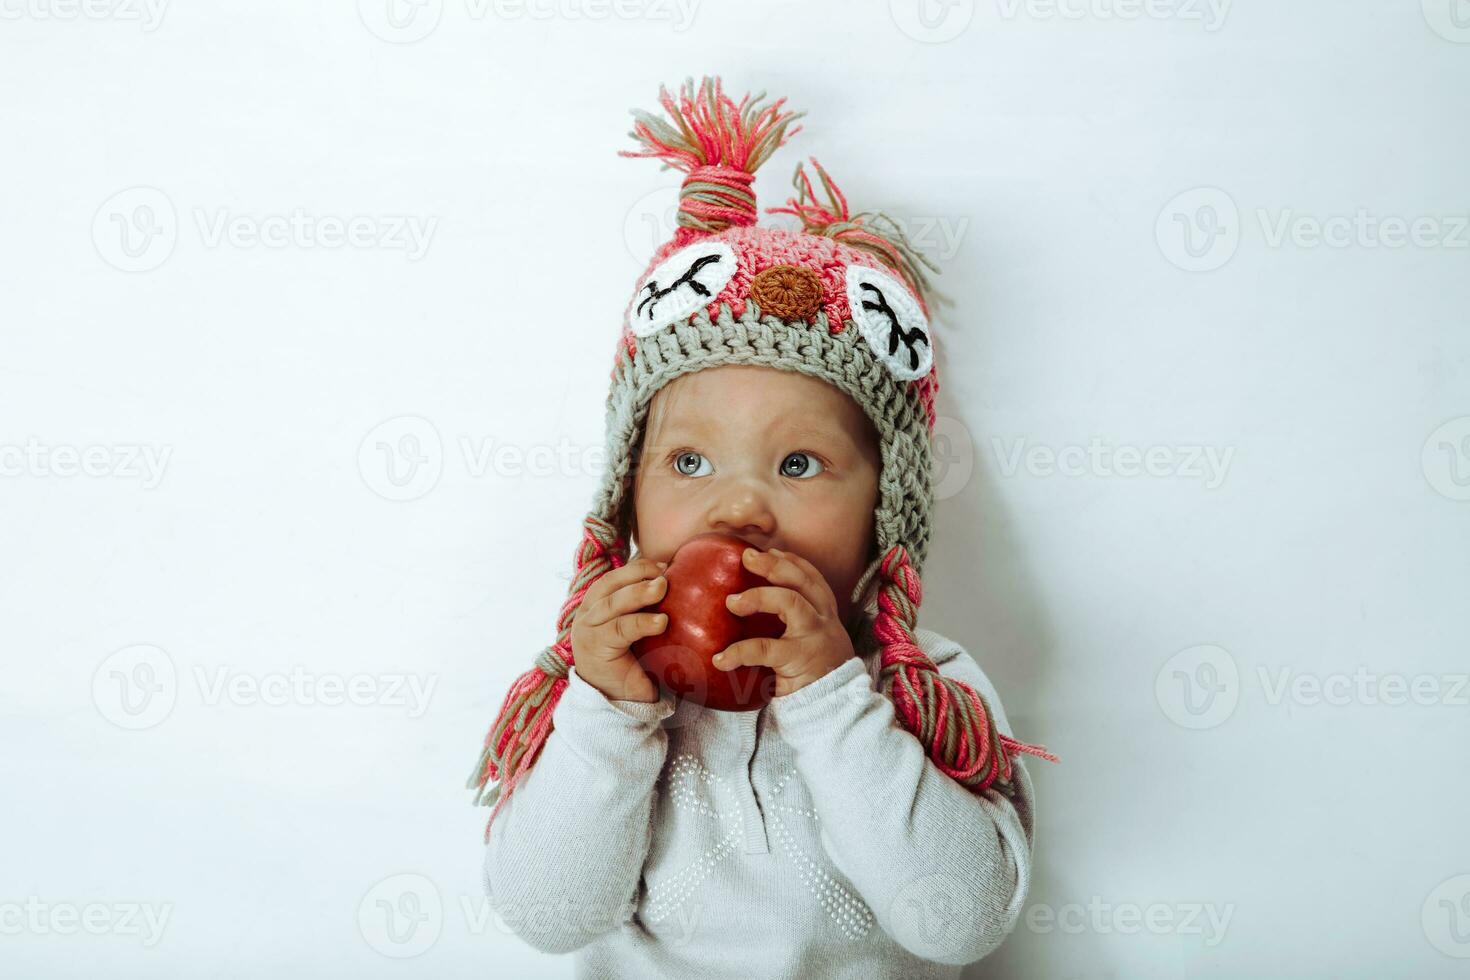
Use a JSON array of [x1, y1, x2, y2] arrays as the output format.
[[994, 0, 1230, 30], [93, 187, 177, 273], [0, 898, 173, 946], [358, 0, 699, 42], [358, 416, 444, 502], [0, 0, 169, 29], [1257, 209, 1469, 250], [1158, 646, 1470, 729], [92, 645, 437, 729], [358, 873, 442, 957], [1156, 187, 1239, 272], [1258, 667, 1469, 709], [0, 439, 172, 488], [1422, 0, 1470, 43], [358, 0, 444, 42], [92, 645, 178, 730], [1024, 897, 1234, 946], [1424, 874, 1470, 958], [889, 873, 971, 960], [1422, 417, 1470, 502], [193, 666, 437, 718], [356, 417, 615, 502], [992, 437, 1234, 488], [931, 415, 975, 501], [92, 188, 439, 272], [1160, 188, 1469, 271], [1155, 644, 1239, 729], [623, 186, 681, 263], [890, 0, 975, 43]]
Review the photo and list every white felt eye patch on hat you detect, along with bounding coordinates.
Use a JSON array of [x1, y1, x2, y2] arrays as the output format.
[[628, 241, 738, 337], [844, 263, 933, 382]]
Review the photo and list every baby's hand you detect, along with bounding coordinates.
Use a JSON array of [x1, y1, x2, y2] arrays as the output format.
[[570, 557, 669, 704], [715, 547, 856, 698]]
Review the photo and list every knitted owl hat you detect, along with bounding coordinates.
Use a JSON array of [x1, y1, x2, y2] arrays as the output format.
[[469, 77, 1055, 840]]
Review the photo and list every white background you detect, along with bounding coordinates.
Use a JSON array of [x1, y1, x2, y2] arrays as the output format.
[[2, 1, 1467, 977]]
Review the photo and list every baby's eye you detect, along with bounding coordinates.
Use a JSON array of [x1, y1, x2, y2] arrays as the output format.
[[780, 452, 824, 479], [671, 451, 712, 478]]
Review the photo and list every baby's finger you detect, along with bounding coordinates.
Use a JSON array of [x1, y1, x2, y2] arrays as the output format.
[[712, 636, 785, 671], [606, 574, 669, 621], [583, 563, 667, 626], [725, 585, 813, 630], [609, 611, 668, 648], [742, 547, 830, 615], [590, 557, 667, 598]]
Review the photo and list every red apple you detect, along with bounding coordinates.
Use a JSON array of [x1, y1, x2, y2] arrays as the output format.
[[631, 532, 786, 712]]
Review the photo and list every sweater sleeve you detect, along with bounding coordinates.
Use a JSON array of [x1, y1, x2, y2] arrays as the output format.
[[763, 628, 1037, 967], [481, 664, 677, 954]]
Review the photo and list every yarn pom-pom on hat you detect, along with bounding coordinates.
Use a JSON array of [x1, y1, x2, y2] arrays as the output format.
[[619, 75, 805, 234]]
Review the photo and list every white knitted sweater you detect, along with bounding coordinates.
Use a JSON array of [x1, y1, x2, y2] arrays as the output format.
[[481, 626, 1036, 979]]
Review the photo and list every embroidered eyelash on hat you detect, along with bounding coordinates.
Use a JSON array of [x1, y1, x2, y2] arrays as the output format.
[[468, 76, 1057, 842]]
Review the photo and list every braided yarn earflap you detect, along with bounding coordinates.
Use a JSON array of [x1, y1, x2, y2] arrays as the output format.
[[871, 545, 1058, 796], [466, 515, 628, 841]]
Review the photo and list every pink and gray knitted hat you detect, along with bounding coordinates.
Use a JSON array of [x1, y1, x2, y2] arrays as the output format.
[[469, 77, 1054, 839]]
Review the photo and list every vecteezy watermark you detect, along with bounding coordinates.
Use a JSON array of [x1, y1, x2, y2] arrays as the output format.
[[1422, 0, 1470, 43], [628, 187, 973, 267], [1156, 644, 1470, 730], [1155, 644, 1240, 729], [624, 186, 681, 263], [357, 415, 611, 502], [0, 899, 173, 947], [359, 874, 442, 958], [1157, 187, 1470, 272], [93, 187, 177, 273], [890, 0, 975, 43], [0, 438, 171, 489], [892, 0, 1229, 42], [193, 208, 437, 260], [92, 644, 178, 730], [993, 0, 1230, 31], [1256, 208, 1470, 251], [931, 415, 975, 502], [1024, 897, 1235, 947], [92, 187, 438, 272], [193, 666, 437, 718], [0, 0, 169, 30], [357, 0, 444, 42], [991, 437, 1234, 488], [1256, 667, 1470, 709], [1422, 417, 1470, 502], [1423, 874, 1470, 958], [358, 416, 444, 502], [92, 644, 438, 729], [1156, 187, 1240, 272], [357, 0, 699, 43], [357, 872, 701, 956]]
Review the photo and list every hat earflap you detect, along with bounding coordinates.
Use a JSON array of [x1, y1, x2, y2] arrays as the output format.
[[465, 514, 628, 842], [870, 544, 1058, 797]]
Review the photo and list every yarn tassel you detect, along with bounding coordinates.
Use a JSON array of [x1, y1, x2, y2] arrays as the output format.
[[872, 546, 1058, 797], [620, 76, 805, 232], [766, 157, 941, 316]]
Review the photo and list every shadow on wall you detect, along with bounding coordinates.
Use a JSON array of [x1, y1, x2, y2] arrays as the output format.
[[920, 423, 1097, 980]]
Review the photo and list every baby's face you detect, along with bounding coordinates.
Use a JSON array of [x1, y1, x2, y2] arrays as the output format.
[[631, 364, 882, 625]]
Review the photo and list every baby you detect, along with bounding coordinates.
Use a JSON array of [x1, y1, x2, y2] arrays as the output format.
[[468, 76, 1056, 978], [583, 362, 883, 705]]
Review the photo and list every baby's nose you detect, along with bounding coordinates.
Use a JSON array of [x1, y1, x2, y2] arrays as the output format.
[[708, 482, 775, 540]]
